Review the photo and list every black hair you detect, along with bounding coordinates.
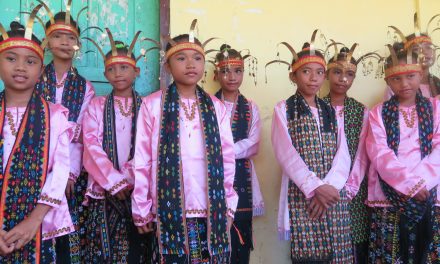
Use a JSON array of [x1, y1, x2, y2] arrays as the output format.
[[45, 12, 81, 35], [215, 44, 242, 62], [165, 34, 202, 51], [105, 41, 136, 60], [292, 42, 325, 65], [328, 47, 357, 65], [0, 21, 42, 45]]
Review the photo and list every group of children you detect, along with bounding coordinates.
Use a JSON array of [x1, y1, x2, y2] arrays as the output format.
[[0, 1, 439, 264]]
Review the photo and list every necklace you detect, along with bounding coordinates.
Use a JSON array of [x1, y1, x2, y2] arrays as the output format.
[[56, 78, 66, 88], [5, 111, 17, 136], [114, 98, 132, 117], [400, 107, 416, 128], [180, 98, 197, 121]]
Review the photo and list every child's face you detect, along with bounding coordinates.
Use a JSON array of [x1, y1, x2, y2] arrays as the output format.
[[290, 62, 325, 97], [411, 42, 435, 68], [166, 49, 204, 88], [0, 48, 43, 92], [48, 31, 79, 60], [386, 69, 422, 102], [327, 66, 356, 96], [104, 63, 140, 93], [215, 64, 244, 94]]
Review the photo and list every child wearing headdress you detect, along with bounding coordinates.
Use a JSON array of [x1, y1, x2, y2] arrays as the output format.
[[323, 45, 370, 263], [367, 44, 440, 263], [131, 21, 238, 263], [213, 44, 264, 264], [34, 2, 95, 262], [270, 33, 354, 263], [0, 8, 74, 262], [82, 30, 152, 263], [384, 14, 440, 100]]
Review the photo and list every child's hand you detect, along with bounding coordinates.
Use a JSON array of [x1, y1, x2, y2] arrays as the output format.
[[137, 222, 154, 234], [308, 197, 327, 220], [314, 184, 340, 208], [4, 217, 41, 250], [0, 230, 14, 256], [65, 179, 75, 199], [114, 186, 132, 200], [413, 187, 429, 202]]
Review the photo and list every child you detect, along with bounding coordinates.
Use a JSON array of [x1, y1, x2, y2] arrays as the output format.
[[213, 44, 264, 264], [35, 2, 95, 263], [82, 29, 151, 263], [384, 14, 440, 99], [323, 44, 371, 263], [270, 32, 353, 263], [367, 44, 440, 263], [131, 20, 238, 263], [0, 10, 73, 263]]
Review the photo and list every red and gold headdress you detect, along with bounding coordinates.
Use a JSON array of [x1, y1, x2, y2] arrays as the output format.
[[384, 44, 421, 79], [325, 40, 383, 77], [0, 4, 46, 61], [84, 28, 140, 68], [388, 7, 439, 51], [164, 19, 217, 61], [265, 29, 327, 82], [37, 0, 87, 38]]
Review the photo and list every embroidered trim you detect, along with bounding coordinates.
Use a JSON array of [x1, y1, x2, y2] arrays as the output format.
[[42, 226, 72, 239], [133, 214, 153, 225], [86, 188, 104, 198], [165, 42, 205, 60], [46, 23, 79, 38], [291, 55, 326, 73], [236, 208, 252, 212], [39, 194, 62, 205], [185, 209, 207, 215], [108, 178, 129, 194], [105, 56, 136, 68], [72, 124, 81, 143], [407, 179, 426, 198], [227, 208, 235, 216], [0, 38, 44, 61], [216, 59, 244, 69], [385, 64, 421, 78]]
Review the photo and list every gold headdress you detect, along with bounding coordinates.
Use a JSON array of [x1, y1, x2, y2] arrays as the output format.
[[325, 40, 383, 77], [37, 0, 87, 38], [0, 4, 46, 61], [83, 28, 156, 69], [384, 44, 421, 79], [164, 19, 217, 61]]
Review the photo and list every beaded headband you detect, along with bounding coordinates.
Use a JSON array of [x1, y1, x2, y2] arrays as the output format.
[[384, 44, 421, 79], [164, 19, 218, 60], [0, 4, 45, 61]]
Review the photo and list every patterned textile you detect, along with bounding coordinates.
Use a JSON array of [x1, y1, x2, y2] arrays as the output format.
[[215, 90, 253, 221], [323, 96, 369, 244], [153, 218, 230, 264], [381, 94, 434, 222], [156, 84, 229, 257], [372, 93, 437, 263], [286, 93, 353, 263], [0, 91, 50, 263], [85, 90, 144, 263], [37, 62, 89, 263], [35, 62, 86, 122]]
